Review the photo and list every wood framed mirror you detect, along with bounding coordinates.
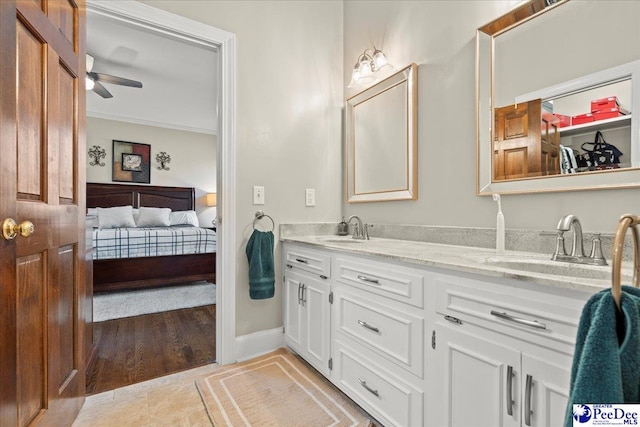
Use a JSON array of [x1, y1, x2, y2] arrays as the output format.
[[476, 0, 640, 195], [345, 63, 417, 203]]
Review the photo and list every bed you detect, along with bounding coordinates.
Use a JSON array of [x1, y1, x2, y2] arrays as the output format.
[[87, 183, 216, 293]]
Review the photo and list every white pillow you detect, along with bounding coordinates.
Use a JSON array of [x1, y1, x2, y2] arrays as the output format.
[[136, 207, 171, 227], [169, 210, 200, 227], [97, 206, 137, 229]]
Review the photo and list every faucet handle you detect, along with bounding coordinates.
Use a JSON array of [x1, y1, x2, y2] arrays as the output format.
[[363, 223, 372, 240], [589, 233, 608, 265], [551, 231, 566, 260]]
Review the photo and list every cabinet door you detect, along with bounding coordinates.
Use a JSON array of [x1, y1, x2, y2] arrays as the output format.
[[434, 321, 520, 427], [302, 275, 331, 377], [284, 274, 303, 352], [521, 353, 570, 427]]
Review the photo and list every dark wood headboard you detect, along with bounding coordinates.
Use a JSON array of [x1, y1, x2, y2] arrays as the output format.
[[87, 183, 195, 211]]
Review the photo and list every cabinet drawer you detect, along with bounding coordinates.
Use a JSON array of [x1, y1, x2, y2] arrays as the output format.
[[284, 245, 330, 278], [335, 291, 423, 377], [334, 340, 423, 427], [334, 255, 424, 308], [433, 274, 585, 350]]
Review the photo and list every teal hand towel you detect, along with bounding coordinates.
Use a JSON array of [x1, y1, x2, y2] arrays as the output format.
[[565, 285, 640, 426], [245, 229, 275, 300]]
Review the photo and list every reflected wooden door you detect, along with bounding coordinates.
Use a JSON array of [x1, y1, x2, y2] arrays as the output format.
[[0, 1, 87, 426], [493, 100, 542, 181]]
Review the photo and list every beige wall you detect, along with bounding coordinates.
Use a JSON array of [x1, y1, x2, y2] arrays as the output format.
[[86, 117, 218, 226], [343, 0, 640, 232], [140, 1, 344, 336]]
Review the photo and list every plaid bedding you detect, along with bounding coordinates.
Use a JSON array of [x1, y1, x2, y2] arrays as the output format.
[[92, 226, 217, 260]]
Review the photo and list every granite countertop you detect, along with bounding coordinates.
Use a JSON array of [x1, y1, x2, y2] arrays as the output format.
[[281, 234, 627, 295]]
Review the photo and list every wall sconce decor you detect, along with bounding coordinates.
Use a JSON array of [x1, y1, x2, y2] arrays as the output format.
[[348, 48, 393, 88], [88, 145, 107, 166], [206, 193, 217, 207], [156, 151, 171, 170]]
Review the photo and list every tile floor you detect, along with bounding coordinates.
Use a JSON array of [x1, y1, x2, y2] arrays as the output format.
[[73, 363, 219, 427]]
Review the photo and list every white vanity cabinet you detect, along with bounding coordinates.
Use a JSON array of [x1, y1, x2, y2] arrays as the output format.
[[428, 272, 589, 427], [283, 245, 332, 377], [281, 241, 592, 427]]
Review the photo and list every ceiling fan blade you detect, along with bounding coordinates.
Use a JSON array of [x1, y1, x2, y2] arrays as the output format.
[[92, 80, 113, 98], [90, 72, 143, 88]]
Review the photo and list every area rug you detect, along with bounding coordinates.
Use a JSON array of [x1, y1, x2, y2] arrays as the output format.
[[93, 281, 216, 321], [195, 348, 373, 426]]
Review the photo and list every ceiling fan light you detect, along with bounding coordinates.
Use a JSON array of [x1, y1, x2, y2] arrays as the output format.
[[85, 76, 94, 90], [86, 54, 94, 72]]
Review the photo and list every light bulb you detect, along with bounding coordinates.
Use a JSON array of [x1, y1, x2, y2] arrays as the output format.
[[372, 49, 389, 70]]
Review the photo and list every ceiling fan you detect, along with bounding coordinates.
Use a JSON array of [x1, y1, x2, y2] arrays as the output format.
[[86, 54, 143, 99]]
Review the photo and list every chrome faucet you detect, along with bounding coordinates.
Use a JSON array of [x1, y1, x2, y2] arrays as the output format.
[[348, 215, 370, 240], [551, 215, 607, 266]]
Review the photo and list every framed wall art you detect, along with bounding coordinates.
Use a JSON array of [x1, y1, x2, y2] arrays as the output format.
[[112, 140, 151, 184]]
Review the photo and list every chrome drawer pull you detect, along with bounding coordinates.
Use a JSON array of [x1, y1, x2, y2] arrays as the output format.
[[357, 274, 380, 284], [490, 310, 547, 330], [357, 378, 379, 397], [525, 374, 533, 426], [357, 320, 380, 334], [295, 258, 308, 264], [506, 365, 514, 416]]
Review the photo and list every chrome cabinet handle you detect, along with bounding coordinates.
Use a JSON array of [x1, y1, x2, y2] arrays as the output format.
[[297, 282, 302, 305], [357, 320, 380, 334], [525, 374, 533, 426], [490, 310, 547, 330], [295, 258, 308, 264], [357, 274, 380, 284], [301, 284, 306, 306], [506, 365, 514, 416], [357, 378, 379, 397]]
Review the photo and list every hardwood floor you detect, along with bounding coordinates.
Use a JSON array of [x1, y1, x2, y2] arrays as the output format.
[[86, 305, 216, 395]]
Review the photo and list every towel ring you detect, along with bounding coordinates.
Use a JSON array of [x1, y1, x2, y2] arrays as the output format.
[[253, 210, 275, 232], [611, 214, 640, 310]]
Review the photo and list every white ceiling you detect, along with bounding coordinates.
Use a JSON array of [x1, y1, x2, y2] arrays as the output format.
[[86, 11, 219, 135]]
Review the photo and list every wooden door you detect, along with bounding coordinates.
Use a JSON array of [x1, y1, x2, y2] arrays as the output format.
[[0, 1, 87, 426], [494, 100, 542, 181]]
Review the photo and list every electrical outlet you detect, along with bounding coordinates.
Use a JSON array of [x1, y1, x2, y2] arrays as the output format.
[[253, 186, 265, 205], [305, 188, 315, 207]]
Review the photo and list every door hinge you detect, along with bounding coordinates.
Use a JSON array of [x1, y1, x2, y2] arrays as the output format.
[[328, 358, 333, 370], [329, 291, 333, 304], [431, 330, 436, 350]]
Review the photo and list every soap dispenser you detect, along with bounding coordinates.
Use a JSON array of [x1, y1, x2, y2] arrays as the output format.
[[337, 217, 349, 236]]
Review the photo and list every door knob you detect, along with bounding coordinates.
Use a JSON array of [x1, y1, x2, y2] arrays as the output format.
[[2, 218, 34, 240]]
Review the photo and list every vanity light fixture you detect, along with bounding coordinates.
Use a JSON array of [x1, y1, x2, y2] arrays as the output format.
[[348, 48, 393, 88]]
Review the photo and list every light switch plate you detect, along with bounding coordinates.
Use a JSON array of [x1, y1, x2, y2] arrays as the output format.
[[305, 188, 315, 207], [253, 186, 265, 205]]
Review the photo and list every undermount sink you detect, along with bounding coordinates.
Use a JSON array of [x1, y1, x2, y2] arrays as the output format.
[[467, 253, 627, 281], [319, 238, 366, 244]]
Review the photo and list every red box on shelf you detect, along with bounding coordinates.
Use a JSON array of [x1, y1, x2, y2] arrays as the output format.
[[571, 113, 595, 125], [591, 96, 619, 113], [594, 107, 627, 121], [553, 114, 571, 128]]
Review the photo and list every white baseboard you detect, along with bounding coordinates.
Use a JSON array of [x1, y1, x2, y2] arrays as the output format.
[[235, 327, 284, 362]]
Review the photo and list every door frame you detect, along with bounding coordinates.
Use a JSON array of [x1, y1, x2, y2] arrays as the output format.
[[86, 0, 237, 364]]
